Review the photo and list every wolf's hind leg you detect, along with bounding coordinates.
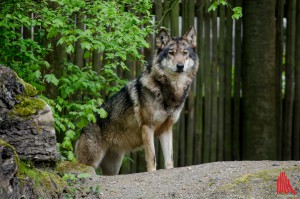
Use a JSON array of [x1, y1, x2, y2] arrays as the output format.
[[159, 128, 174, 169], [100, 150, 124, 175], [75, 134, 107, 169]]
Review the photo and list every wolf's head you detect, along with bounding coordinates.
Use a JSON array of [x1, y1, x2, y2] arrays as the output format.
[[154, 27, 198, 76]]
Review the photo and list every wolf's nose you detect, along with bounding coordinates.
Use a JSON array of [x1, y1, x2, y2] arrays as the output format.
[[176, 64, 184, 71]]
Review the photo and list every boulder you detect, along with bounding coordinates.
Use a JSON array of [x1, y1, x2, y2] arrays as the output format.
[[0, 65, 58, 162], [0, 139, 66, 199]]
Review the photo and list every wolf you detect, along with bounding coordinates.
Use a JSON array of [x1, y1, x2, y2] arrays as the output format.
[[75, 27, 199, 175]]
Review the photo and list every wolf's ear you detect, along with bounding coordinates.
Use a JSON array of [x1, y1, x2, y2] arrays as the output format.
[[156, 29, 170, 49], [184, 27, 197, 48]]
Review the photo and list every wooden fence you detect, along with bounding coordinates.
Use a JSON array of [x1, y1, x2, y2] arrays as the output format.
[[120, 0, 300, 174]]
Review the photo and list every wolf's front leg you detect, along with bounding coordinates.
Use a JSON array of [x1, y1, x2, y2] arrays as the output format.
[[159, 128, 174, 169], [142, 125, 156, 172]]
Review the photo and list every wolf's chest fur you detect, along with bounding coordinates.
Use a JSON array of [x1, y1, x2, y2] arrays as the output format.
[[96, 71, 192, 150]]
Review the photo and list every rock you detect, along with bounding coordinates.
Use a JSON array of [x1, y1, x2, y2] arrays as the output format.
[[0, 139, 66, 199], [0, 140, 19, 199], [0, 65, 58, 162], [56, 161, 97, 176]]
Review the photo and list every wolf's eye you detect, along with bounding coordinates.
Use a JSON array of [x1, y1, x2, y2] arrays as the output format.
[[168, 51, 175, 56], [182, 51, 188, 56]]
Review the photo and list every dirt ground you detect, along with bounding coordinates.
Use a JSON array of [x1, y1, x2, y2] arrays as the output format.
[[65, 161, 300, 199]]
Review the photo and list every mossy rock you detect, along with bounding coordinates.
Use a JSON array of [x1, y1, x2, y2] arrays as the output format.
[[56, 161, 96, 176], [0, 139, 20, 166], [12, 79, 46, 117], [18, 161, 67, 198], [13, 96, 46, 117]]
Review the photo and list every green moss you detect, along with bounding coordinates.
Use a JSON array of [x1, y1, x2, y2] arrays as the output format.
[[0, 139, 20, 167], [23, 81, 38, 97], [13, 96, 46, 117], [18, 161, 67, 195], [221, 166, 300, 192], [56, 161, 96, 175], [17, 78, 38, 97], [11, 76, 45, 117]]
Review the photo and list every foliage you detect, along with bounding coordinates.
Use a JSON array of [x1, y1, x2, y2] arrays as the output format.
[[0, 0, 154, 161], [208, 0, 243, 20]]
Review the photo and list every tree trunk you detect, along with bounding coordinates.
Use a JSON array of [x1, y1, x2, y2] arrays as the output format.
[[224, 1, 233, 161], [194, 0, 204, 164], [276, 0, 284, 160], [283, 0, 296, 160], [232, 0, 242, 161], [217, 6, 225, 161], [242, 0, 277, 160], [210, 11, 218, 162], [202, 0, 211, 163], [293, 0, 300, 160]]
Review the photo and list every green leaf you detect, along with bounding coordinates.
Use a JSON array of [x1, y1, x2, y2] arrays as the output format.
[[81, 41, 91, 50], [77, 118, 88, 128], [66, 130, 76, 140], [66, 44, 74, 53], [84, 50, 91, 59], [77, 173, 91, 179], [98, 108, 108, 119], [232, 7, 243, 20], [87, 113, 96, 123], [220, 0, 227, 6], [208, 2, 218, 12], [44, 74, 59, 86], [67, 151, 76, 162], [56, 104, 62, 112]]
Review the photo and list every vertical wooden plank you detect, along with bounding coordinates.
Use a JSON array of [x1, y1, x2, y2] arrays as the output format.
[[224, 1, 233, 161], [276, 0, 284, 160], [162, 0, 170, 29], [92, 51, 102, 73], [179, 110, 186, 166], [203, 0, 211, 163], [185, 0, 196, 166], [232, 0, 242, 161], [283, 0, 296, 160], [194, 0, 204, 165], [179, 0, 189, 166], [129, 153, 137, 174], [136, 150, 146, 173], [120, 154, 131, 174], [155, 0, 163, 27], [293, 0, 300, 160], [210, 10, 218, 162], [217, 6, 225, 161], [182, 0, 188, 34]]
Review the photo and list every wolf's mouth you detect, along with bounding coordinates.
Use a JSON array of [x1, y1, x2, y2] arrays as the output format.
[[176, 69, 184, 73]]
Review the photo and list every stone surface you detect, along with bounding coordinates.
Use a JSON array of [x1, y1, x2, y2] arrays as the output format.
[[0, 140, 19, 199], [0, 65, 58, 162], [63, 161, 300, 199], [0, 140, 66, 199]]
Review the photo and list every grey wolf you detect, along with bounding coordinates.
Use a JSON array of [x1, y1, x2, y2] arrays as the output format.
[[75, 27, 199, 175]]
